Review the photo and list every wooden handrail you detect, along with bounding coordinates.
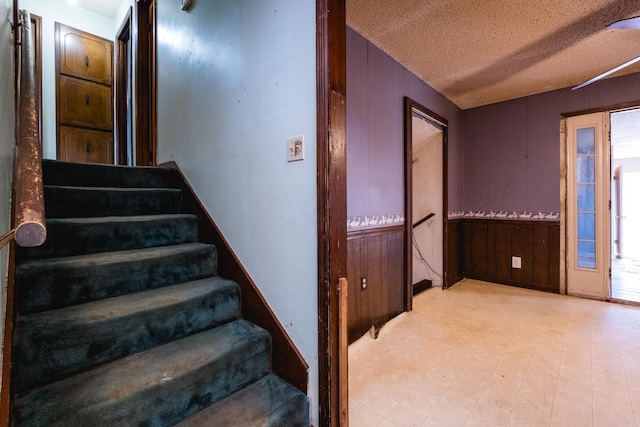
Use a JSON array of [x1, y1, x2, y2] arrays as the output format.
[[413, 212, 435, 229], [13, 9, 46, 248], [0, 10, 44, 424]]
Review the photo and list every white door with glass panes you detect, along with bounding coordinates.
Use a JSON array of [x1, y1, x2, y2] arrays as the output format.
[[566, 112, 610, 299]]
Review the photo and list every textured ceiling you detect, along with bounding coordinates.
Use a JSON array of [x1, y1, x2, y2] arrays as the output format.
[[347, 0, 640, 109]]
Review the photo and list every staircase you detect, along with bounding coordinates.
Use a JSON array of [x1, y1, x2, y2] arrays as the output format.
[[11, 160, 309, 426]]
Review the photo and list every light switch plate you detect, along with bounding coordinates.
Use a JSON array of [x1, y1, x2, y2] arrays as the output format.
[[287, 136, 304, 162]]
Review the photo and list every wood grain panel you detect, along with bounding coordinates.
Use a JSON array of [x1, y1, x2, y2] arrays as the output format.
[[58, 75, 112, 130], [511, 224, 534, 284], [487, 222, 497, 277], [533, 224, 550, 286], [387, 230, 405, 317], [446, 219, 463, 286], [549, 224, 561, 290], [59, 126, 113, 164], [462, 219, 560, 293], [347, 226, 405, 343], [495, 224, 511, 282], [347, 238, 362, 339], [464, 221, 489, 278], [367, 234, 383, 327], [58, 23, 112, 85]]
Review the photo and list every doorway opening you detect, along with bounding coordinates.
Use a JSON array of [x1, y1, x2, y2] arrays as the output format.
[[564, 107, 640, 304], [610, 108, 640, 303], [404, 97, 448, 309]]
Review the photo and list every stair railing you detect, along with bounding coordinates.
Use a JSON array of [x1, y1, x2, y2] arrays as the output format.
[[1, 10, 46, 424], [0, 9, 46, 249]]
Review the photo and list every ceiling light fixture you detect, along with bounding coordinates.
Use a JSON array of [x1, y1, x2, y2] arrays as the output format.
[[572, 16, 640, 90]]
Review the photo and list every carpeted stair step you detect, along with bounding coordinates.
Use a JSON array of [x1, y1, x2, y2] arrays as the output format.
[[17, 214, 199, 261], [43, 159, 181, 189], [44, 185, 183, 218], [14, 320, 272, 427], [177, 374, 309, 427], [16, 243, 216, 314], [13, 277, 241, 394]]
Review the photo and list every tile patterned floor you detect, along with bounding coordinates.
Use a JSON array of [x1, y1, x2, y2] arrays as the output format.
[[348, 279, 640, 426]]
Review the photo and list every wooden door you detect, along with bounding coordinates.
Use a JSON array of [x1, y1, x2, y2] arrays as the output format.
[[56, 23, 113, 164]]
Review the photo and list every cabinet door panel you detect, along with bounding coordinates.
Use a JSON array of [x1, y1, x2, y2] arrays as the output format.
[[59, 75, 112, 130], [59, 126, 113, 164], [58, 24, 112, 85]]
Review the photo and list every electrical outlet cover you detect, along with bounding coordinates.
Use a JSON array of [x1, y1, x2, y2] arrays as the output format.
[[512, 256, 522, 269]]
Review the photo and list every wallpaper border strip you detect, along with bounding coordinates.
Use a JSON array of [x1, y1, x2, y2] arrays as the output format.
[[347, 210, 560, 231]]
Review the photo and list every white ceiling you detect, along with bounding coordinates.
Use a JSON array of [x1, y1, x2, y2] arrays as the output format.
[[347, 0, 640, 109], [74, 0, 122, 18]]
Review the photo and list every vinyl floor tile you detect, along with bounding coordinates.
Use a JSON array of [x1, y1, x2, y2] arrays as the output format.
[[349, 279, 640, 426]]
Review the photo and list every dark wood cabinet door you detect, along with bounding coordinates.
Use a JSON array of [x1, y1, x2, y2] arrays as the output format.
[[56, 23, 114, 164], [59, 126, 113, 164], [58, 75, 112, 130], [57, 23, 112, 85]]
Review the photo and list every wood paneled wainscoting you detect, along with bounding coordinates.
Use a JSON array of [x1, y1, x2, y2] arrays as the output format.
[[347, 226, 405, 343], [446, 219, 464, 286], [346, 219, 560, 343], [461, 218, 560, 293]]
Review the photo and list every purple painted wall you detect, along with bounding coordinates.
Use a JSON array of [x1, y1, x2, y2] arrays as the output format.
[[463, 72, 640, 213], [347, 27, 464, 230], [348, 25, 640, 224]]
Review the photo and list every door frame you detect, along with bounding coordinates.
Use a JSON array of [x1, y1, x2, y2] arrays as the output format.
[[115, 7, 132, 166], [403, 97, 449, 311], [561, 104, 640, 300], [135, 0, 156, 166], [561, 103, 640, 296], [317, 0, 347, 425]]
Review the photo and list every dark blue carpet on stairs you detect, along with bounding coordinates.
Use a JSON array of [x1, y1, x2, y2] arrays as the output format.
[[11, 160, 309, 426]]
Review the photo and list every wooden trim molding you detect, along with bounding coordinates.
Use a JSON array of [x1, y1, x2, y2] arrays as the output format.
[[159, 161, 308, 394], [30, 14, 42, 139], [115, 7, 132, 165], [561, 100, 640, 118], [404, 97, 450, 309], [347, 224, 403, 240], [316, 0, 347, 424], [135, 0, 156, 166]]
